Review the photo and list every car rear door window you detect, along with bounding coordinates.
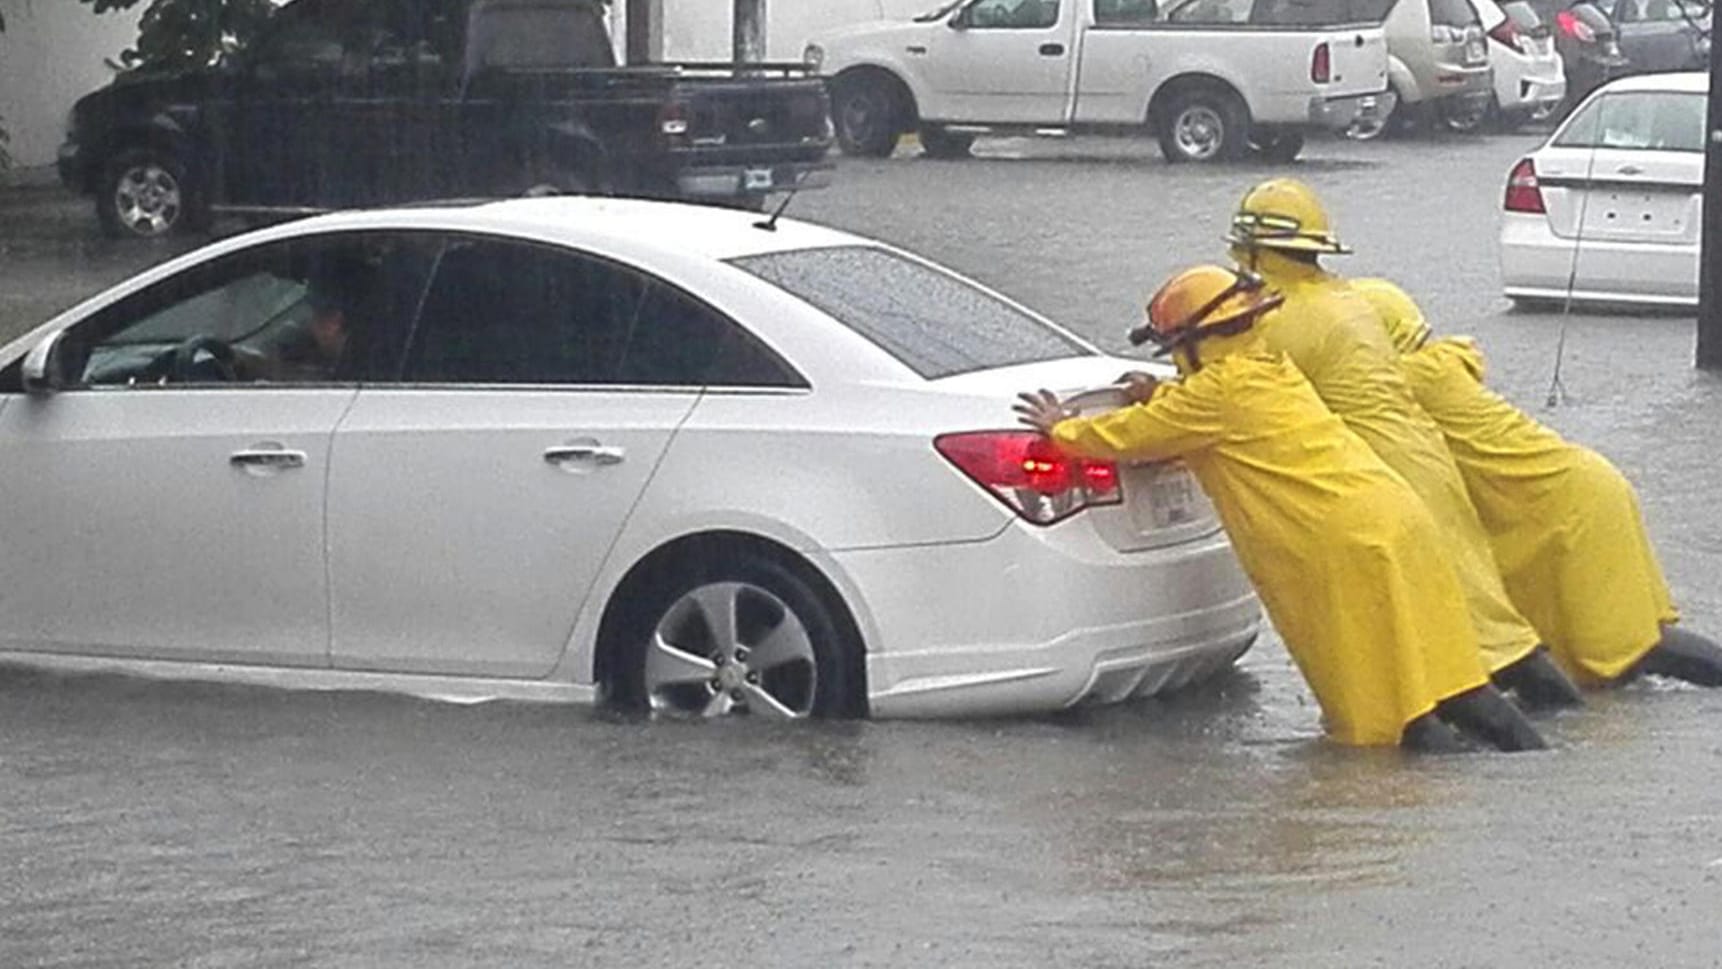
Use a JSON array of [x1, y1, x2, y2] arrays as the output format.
[[402, 238, 800, 387], [1093, 0, 1162, 25], [729, 245, 1091, 380]]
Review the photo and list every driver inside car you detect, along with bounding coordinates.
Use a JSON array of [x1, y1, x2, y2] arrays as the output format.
[[234, 260, 364, 383]]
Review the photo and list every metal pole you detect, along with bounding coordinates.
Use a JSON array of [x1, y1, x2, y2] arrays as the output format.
[[733, 0, 766, 63], [1697, 23, 1722, 368]]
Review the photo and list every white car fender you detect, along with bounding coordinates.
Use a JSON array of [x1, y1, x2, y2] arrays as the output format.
[[1386, 53, 1421, 104], [1147, 52, 1257, 119], [815, 21, 939, 114]]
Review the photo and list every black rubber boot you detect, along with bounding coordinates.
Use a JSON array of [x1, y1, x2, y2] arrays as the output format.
[[1436, 684, 1549, 752], [1491, 645, 1584, 710], [1400, 712, 1470, 754], [1632, 626, 1722, 687]]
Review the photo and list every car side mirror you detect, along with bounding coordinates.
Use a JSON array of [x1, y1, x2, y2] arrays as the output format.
[[21, 331, 71, 396]]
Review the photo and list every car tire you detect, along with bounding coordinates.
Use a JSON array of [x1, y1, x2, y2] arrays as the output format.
[[919, 125, 975, 159], [1157, 86, 1250, 163], [1438, 96, 1489, 134], [608, 552, 862, 720], [833, 73, 905, 158], [1346, 86, 1413, 141], [96, 147, 203, 240], [1249, 129, 1305, 163]]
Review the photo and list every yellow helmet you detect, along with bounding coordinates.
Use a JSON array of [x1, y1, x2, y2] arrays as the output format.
[[1351, 277, 1432, 354], [1133, 264, 1283, 354], [1225, 178, 1350, 255]]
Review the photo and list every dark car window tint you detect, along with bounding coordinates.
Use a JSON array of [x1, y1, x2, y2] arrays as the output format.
[[1430, 0, 1480, 25], [619, 284, 802, 388], [1093, 0, 1161, 24], [730, 246, 1091, 380], [1166, 0, 1251, 23], [59, 232, 436, 387], [464, 0, 618, 78], [965, 0, 1063, 28]]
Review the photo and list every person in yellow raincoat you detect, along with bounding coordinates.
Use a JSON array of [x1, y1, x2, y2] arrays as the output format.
[[1013, 265, 1546, 751], [1353, 277, 1722, 688], [1223, 177, 1584, 709]]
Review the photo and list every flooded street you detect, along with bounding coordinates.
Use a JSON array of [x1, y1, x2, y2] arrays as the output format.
[[4, 132, 1722, 966]]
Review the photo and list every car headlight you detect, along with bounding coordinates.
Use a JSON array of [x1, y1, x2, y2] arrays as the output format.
[[803, 43, 824, 71]]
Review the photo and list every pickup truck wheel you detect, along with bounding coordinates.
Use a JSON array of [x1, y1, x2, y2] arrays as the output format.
[[1157, 88, 1249, 163], [919, 125, 974, 159], [833, 75, 904, 158], [1249, 130, 1304, 163], [97, 148, 201, 240]]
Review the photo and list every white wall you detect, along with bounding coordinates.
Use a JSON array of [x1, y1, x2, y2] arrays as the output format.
[[660, 0, 932, 61], [0, 0, 142, 170]]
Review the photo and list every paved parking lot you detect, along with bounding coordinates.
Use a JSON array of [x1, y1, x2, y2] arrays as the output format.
[[4, 132, 1722, 967]]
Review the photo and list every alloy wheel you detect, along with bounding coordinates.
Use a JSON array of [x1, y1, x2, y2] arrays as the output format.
[[113, 163, 183, 237], [644, 581, 818, 719], [1173, 106, 1225, 161]]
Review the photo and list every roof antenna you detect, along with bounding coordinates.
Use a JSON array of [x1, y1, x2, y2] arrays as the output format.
[[753, 187, 798, 232]]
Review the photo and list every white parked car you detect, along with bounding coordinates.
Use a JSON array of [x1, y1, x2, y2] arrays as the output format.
[[808, 0, 1392, 163], [0, 198, 1260, 720], [1471, 0, 1566, 126], [1499, 71, 1705, 308]]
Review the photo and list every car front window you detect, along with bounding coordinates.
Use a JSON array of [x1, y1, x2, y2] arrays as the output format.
[[729, 245, 1092, 381]]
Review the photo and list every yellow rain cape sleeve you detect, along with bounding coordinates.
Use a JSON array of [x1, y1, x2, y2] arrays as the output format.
[[1050, 353, 1488, 746], [1247, 256, 1541, 673], [1400, 337, 1679, 683]]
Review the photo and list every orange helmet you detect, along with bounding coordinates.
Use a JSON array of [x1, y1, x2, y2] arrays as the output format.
[[1132, 265, 1283, 354]]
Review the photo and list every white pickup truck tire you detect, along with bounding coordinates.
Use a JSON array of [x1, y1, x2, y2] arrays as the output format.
[[1249, 129, 1305, 162], [1155, 84, 1252, 163], [832, 70, 908, 158]]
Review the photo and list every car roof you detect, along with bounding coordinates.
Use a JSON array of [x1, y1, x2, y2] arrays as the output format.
[[1596, 71, 1708, 95], [298, 195, 869, 264]]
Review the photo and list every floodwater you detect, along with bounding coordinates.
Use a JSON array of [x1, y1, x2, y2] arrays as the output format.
[[4, 132, 1721, 967]]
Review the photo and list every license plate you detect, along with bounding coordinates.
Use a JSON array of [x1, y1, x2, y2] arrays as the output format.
[[1466, 39, 1487, 63], [1144, 465, 1200, 529], [744, 167, 775, 191]]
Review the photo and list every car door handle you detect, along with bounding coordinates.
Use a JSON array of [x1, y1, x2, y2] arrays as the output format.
[[1617, 164, 1645, 175], [907, 44, 928, 54], [543, 444, 626, 467], [230, 448, 307, 471], [1039, 43, 1066, 56]]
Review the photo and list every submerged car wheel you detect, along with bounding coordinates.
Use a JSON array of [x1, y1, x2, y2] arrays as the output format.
[[97, 148, 199, 240], [611, 553, 860, 720]]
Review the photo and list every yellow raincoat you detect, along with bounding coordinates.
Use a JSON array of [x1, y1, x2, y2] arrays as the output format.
[[1238, 250, 1542, 673], [1049, 343, 1488, 746], [1395, 336, 1679, 682]]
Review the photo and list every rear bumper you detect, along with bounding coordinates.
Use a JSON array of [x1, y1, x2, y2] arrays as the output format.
[[56, 141, 89, 193], [1494, 58, 1565, 113], [840, 522, 1262, 719], [1308, 90, 1397, 130], [1500, 211, 1697, 306], [676, 160, 833, 198]]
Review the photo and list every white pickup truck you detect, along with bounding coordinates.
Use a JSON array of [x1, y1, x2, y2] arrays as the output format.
[[805, 0, 1395, 162]]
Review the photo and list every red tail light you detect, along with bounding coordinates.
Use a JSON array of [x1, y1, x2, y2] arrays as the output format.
[[935, 431, 1122, 526], [1489, 18, 1526, 52], [1310, 42, 1332, 83], [1555, 10, 1595, 42], [1504, 157, 1545, 214]]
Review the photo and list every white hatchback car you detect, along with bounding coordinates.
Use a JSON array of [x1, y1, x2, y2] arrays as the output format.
[[1499, 71, 1705, 308], [0, 198, 1260, 720], [1471, 0, 1566, 125]]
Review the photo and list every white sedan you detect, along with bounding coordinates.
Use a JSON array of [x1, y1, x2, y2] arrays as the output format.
[[0, 198, 1260, 719], [1499, 71, 1705, 308]]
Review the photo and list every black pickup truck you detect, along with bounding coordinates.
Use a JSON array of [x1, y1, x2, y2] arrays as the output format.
[[58, 0, 834, 238]]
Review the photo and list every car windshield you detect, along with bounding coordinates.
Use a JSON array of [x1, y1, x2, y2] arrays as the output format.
[[728, 246, 1092, 379], [1502, 0, 1544, 29], [915, 0, 970, 20]]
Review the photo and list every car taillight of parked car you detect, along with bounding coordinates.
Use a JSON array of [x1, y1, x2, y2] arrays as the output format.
[[1503, 157, 1546, 214], [1489, 18, 1527, 53], [935, 431, 1122, 526], [1310, 42, 1332, 84], [1555, 10, 1596, 43]]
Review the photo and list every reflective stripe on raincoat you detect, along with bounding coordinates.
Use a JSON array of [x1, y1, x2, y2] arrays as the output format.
[[1400, 337, 1679, 683], [1244, 254, 1541, 673], [1050, 352, 1488, 746]]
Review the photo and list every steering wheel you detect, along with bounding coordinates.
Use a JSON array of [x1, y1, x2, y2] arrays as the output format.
[[170, 335, 241, 383]]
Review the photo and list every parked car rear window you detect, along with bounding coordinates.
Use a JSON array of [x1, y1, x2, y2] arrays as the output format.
[[1553, 91, 1705, 152], [1502, 0, 1544, 31], [1430, 0, 1481, 25], [729, 246, 1092, 380], [1167, 0, 1391, 24]]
